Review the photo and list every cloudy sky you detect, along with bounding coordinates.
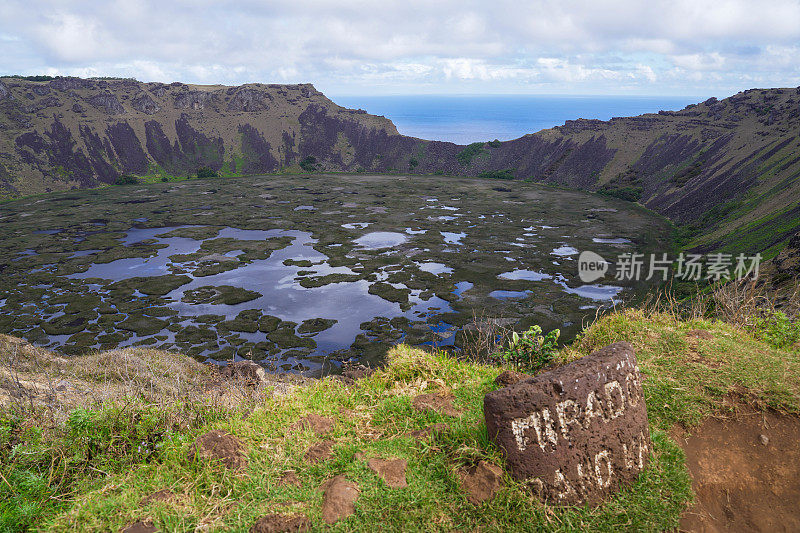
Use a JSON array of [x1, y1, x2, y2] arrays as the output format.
[[1, 0, 798, 96]]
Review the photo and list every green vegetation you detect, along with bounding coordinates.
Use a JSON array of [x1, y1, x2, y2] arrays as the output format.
[[456, 143, 485, 166], [500, 325, 560, 372], [670, 160, 704, 187], [195, 167, 219, 179], [751, 311, 800, 349], [3, 75, 55, 82], [597, 186, 643, 202], [477, 169, 515, 180], [1, 291, 797, 531], [299, 156, 319, 172], [113, 174, 139, 186], [598, 168, 644, 202]]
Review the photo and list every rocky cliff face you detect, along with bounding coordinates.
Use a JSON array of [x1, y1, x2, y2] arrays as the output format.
[[0, 77, 410, 196], [1, 77, 799, 255]]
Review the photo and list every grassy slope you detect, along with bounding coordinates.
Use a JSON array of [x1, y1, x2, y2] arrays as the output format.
[[2, 310, 798, 532]]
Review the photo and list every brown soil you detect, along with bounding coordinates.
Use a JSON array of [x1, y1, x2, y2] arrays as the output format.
[[412, 392, 463, 417], [304, 439, 334, 464], [676, 406, 800, 532], [278, 470, 301, 487], [291, 414, 335, 436], [367, 457, 408, 488], [458, 460, 504, 506], [121, 520, 157, 533], [320, 475, 360, 524], [249, 513, 310, 533], [188, 430, 248, 470], [139, 489, 175, 507]]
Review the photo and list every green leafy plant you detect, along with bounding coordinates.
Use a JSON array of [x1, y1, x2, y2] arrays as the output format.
[[456, 142, 485, 166], [195, 166, 219, 179], [114, 174, 139, 185], [478, 169, 515, 180], [500, 325, 560, 372], [299, 156, 319, 172], [751, 311, 800, 349]]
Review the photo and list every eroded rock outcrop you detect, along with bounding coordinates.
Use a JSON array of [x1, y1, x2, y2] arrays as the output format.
[[484, 342, 650, 506]]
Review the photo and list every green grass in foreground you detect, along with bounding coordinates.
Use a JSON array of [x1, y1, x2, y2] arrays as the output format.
[[1, 309, 799, 531]]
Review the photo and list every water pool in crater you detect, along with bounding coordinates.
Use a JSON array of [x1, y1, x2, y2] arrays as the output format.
[[0, 174, 672, 374]]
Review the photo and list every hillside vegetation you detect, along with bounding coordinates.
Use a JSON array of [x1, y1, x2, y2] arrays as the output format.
[[2, 298, 798, 531]]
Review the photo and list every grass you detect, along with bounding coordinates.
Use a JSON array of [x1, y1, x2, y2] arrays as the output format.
[[1, 303, 798, 531]]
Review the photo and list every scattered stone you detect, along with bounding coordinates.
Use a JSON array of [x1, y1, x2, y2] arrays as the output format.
[[249, 513, 310, 533], [188, 430, 248, 470], [321, 475, 360, 524], [406, 423, 449, 440], [292, 414, 335, 436], [367, 457, 408, 488], [759, 434, 770, 446], [139, 489, 175, 507], [220, 360, 267, 385], [278, 470, 301, 487], [304, 440, 335, 464], [121, 520, 157, 533], [484, 342, 651, 506], [459, 461, 504, 505], [412, 392, 463, 417], [495, 370, 530, 387]]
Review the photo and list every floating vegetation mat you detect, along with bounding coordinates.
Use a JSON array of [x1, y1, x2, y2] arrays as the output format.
[[0, 174, 671, 373]]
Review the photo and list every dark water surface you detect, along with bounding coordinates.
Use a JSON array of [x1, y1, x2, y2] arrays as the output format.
[[0, 174, 671, 374]]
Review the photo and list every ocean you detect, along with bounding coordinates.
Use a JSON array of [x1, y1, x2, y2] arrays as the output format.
[[330, 95, 702, 145]]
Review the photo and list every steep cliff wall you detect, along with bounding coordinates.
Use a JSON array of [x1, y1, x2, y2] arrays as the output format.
[[1, 77, 799, 255]]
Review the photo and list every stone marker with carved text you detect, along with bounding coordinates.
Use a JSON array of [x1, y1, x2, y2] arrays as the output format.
[[484, 341, 650, 506]]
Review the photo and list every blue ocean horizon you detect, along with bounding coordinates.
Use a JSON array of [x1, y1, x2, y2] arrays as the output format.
[[330, 95, 704, 145]]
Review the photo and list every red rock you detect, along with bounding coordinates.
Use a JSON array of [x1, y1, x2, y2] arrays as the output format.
[[321, 475, 360, 524], [484, 342, 651, 506], [367, 457, 408, 488], [459, 461, 504, 505]]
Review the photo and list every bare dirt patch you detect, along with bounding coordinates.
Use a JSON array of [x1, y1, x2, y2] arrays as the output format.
[[676, 406, 800, 532]]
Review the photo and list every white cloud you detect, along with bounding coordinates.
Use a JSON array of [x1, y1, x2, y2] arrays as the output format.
[[0, 0, 798, 94]]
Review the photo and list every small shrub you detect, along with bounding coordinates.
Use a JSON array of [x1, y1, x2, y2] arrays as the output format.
[[457, 142, 485, 166], [487, 139, 502, 148], [160, 176, 169, 182], [114, 174, 139, 186], [500, 325, 560, 372], [299, 156, 318, 172], [598, 186, 643, 202], [409, 157, 419, 169], [751, 311, 800, 348], [478, 169, 515, 180], [195, 167, 219, 179]]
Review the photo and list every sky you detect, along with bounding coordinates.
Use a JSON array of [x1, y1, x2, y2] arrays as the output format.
[[0, 0, 798, 97]]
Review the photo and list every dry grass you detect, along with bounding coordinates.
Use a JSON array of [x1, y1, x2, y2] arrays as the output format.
[[0, 335, 299, 429]]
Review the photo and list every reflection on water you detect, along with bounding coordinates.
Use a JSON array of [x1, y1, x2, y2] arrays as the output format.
[[498, 269, 551, 281], [354, 231, 408, 250]]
